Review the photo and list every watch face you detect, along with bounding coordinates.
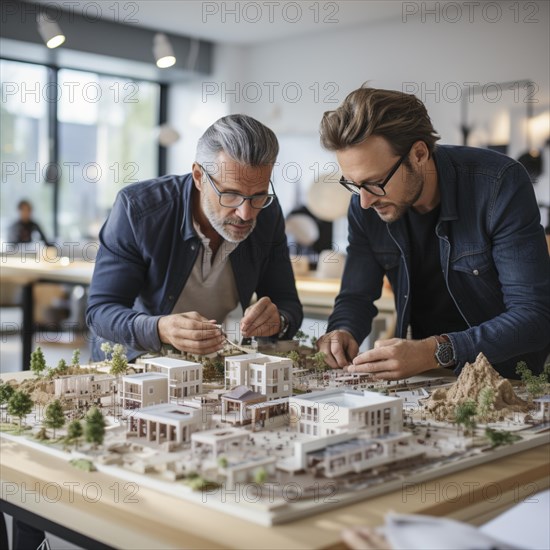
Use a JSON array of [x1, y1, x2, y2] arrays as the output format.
[[436, 342, 454, 366]]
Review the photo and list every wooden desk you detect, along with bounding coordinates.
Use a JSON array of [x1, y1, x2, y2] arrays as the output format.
[[295, 275, 394, 317], [1, 435, 547, 549], [0, 257, 95, 370]]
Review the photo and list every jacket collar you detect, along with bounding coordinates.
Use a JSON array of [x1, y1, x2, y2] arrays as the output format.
[[181, 174, 199, 241], [433, 146, 459, 222]]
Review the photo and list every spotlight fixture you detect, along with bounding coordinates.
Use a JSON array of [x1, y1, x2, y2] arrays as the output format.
[[153, 33, 176, 68], [37, 12, 66, 49]]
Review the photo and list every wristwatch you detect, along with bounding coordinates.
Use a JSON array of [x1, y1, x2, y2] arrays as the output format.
[[434, 334, 456, 368], [278, 312, 290, 339]]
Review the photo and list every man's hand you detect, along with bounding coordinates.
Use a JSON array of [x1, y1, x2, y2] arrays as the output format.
[[317, 330, 359, 369], [348, 338, 438, 380], [240, 297, 280, 337], [157, 312, 224, 355]]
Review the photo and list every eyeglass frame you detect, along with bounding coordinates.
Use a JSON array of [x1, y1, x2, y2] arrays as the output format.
[[198, 164, 276, 209], [338, 147, 411, 197]]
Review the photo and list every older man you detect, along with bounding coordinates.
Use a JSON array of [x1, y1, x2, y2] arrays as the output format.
[[87, 115, 302, 360]]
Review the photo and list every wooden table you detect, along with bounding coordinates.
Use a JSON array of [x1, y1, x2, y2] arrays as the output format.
[[0, 256, 95, 370], [1, 434, 547, 549]]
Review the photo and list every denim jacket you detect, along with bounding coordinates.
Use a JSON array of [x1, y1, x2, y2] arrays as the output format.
[[328, 146, 550, 378], [86, 174, 303, 361]]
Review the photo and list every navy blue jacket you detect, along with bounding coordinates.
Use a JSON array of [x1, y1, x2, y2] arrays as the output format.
[[328, 146, 550, 378], [86, 174, 303, 361]]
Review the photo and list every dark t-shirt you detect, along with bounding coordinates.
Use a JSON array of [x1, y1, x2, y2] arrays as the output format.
[[406, 205, 468, 339]]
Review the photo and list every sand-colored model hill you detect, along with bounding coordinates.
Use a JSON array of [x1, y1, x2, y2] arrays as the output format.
[[424, 352, 529, 421]]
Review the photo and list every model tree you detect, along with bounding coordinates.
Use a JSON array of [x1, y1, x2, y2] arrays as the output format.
[[85, 407, 106, 448], [56, 358, 69, 375], [287, 350, 301, 369], [0, 383, 15, 422], [254, 467, 268, 484], [516, 361, 550, 401], [485, 427, 521, 448], [67, 420, 83, 449], [454, 400, 477, 435], [312, 351, 328, 380], [7, 390, 33, 428], [110, 345, 128, 376], [44, 399, 65, 438], [100, 342, 113, 362], [293, 329, 307, 346], [71, 348, 81, 367], [30, 346, 47, 377], [478, 387, 496, 423]]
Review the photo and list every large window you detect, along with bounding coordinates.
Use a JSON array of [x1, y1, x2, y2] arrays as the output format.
[[0, 59, 161, 243], [0, 60, 53, 240], [58, 69, 159, 239]]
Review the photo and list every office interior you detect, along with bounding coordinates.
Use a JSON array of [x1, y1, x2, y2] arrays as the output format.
[[0, 1, 549, 548]]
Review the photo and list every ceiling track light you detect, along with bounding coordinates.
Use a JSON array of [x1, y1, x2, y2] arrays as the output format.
[[37, 12, 66, 49], [154, 33, 176, 69]]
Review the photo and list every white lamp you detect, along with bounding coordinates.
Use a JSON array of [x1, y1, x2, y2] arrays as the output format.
[[154, 33, 176, 68], [37, 13, 65, 49]]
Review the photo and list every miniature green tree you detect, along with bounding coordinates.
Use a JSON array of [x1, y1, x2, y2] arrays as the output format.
[[485, 427, 521, 448], [217, 456, 228, 468], [110, 347, 128, 377], [110, 345, 128, 414], [7, 390, 33, 427], [287, 350, 301, 369], [312, 351, 328, 380], [0, 383, 15, 422], [309, 335, 318, 349], [202, 360, 218, 382], [254, 467, 268, 484], [293, 329, 307, 346], [478, 387, 496, 422], [85, 407, 106, 448], [516, 361, 549, 400], [30, 346, 47, 377], [44, 399, 65, 438], [67, 420, 83, 449], [454, 400, 477, 435], [212, 358, 225, 378], [56, 358, 69, 375], [100, 342, 113, 362], [71, 348, 81, 367]]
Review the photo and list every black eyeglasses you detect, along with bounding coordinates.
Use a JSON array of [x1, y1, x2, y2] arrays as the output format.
[[199, 165, 276, 209], [339, 149, 411, 197]]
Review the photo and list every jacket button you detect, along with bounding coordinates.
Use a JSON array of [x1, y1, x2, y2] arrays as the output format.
[[191, 245, 196, 251], [404, 294, 408, 299], [168, 295, 174, 300], [472, 269, 479, 276]]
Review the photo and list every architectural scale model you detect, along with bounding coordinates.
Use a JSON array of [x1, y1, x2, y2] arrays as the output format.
[[1, 344, 549, 526]]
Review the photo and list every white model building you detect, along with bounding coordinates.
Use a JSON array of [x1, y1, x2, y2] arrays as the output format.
[[54, 373, 114, 403], [224, 353, 292, 400], [143, 356, 203, 402], [121, 373, 168, 410], [127, 403, 203, 444], [289, 389, 403, 438]]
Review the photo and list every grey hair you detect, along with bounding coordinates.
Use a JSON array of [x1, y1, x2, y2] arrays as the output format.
[[196, 114, 279, 169]]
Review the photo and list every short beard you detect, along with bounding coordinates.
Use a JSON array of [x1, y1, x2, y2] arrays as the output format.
[[201, 192, 256, 243], [373, 168, 424, 223]]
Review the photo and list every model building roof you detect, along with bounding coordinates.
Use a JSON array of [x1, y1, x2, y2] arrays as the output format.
[[145, 357, 201, 369]]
